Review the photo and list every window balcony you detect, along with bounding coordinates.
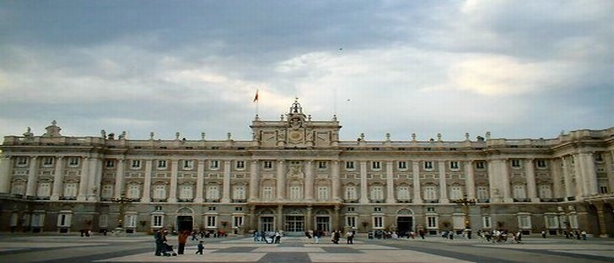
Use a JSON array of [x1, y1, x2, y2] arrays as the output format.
[[424, 199, 439, 203], [232, 199, 247, 203], [397, 199, 412, 203], [477, 198, 490, 203], [152, 198, 167, 202], [178, 198, 194, 202]]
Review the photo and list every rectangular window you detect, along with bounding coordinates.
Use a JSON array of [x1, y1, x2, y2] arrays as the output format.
[[318, 161, 327, 169], [17, 157, 28, 166], [289, 186, 302, 200], [43, 157, 54, 167], [482, 216, 492, 229], [236, 161, 245, 169], [206, 216, 217, 228], [210, 160, 219, 169], [599, 186, 609, 194], [372, 161, 381, 170], [397, 186, 411, 201], [511, 159, 522, 168], [127, 184, 140, 199], [518, 214, 531, 229], [206, 185, 220, 200], [101, 184, 113, 199], [153, 185, 166, 200], [370, 186, 384, 201], [424, 186, 437, 200], [477, 186, 489, 200], [131, 160, 141, 169], [345, 161, 355, 170], [179, 185, 193, 200], [233, 185, 246, 200], [424, 161, 433, 170], [99, 214, 108, 228], [263, 161, 273, 169], [536, 160, 547, 168], [152, 215, 164, 228], [233, 216, 244, 228], [538, 185, 552, 199], [346, 216, 356, 228], [373, 216, 384, 228], [262, 186, 274, 201], [37, 182, 51, 197], [398, 161, 408, 170], [475, 161, 485, 169], [126, 214, 137, 228], [344, 186, 357, 201], [426, 216, 438, 228], [449, 186, 463, 200], [69, 157, 80, 167], [183, 160, 194, 170], [157, 160, 167, 169], [57, 213, 72, 227], [513, 185, 527, 199], [317, 186, 329, 201], [545, 215, 558, 229], [450, 161, 459, 170], [63, 183, 78, 198]]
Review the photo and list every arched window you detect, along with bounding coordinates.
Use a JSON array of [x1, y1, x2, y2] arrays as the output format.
[[127, 184, 141, 199], [232, 185, 246, 200], [370, 185, 384, 201], [206, 185, 220, 200], [344, 185, 357, 201], [397, 185, 411, 201], [152, 184, 166, 200]]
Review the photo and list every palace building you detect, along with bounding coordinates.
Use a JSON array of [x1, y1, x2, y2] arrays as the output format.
[[0, 99, 613, 237]]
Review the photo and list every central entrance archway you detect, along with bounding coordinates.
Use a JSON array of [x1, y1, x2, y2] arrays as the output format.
[[396, 208, 415, 237], [176, 207, 194, 232]]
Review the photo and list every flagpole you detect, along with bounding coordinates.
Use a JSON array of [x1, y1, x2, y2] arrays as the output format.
[[254, 89, 259, 119]]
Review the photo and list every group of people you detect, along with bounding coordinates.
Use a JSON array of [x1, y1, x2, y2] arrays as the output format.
[[253, 230, 283, 244], [154, 229, 205, 257]]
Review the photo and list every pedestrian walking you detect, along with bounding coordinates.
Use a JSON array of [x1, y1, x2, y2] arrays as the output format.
[[177, 230, 189, 255], [196, 241, 204, 255]]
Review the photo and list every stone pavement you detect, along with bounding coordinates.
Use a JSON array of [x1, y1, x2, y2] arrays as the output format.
[[0, 233, 613, 263]]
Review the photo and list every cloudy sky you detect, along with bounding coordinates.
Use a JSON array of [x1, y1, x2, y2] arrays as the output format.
[[1, 0, 612, 142]]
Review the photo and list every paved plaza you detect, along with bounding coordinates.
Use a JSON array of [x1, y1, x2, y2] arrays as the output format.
[[0, 233, 613, 263]]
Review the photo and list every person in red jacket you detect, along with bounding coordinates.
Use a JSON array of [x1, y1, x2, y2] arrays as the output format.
[[177, 230, 190, 255]]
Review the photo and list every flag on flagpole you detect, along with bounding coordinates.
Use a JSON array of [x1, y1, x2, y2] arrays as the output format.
[[253, 90, 259, 102]]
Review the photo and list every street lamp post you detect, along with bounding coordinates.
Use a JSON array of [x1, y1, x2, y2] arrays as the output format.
[[453, 194, 476, 229], [112, 194, 134, 235]]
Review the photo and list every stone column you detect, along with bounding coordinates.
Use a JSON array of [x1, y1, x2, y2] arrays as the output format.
[[412, 161, 422, 204], [333, 205, 340, 231], [50, 156, 64, 201], [386, 161, 395, 203], [596, 204, 608, 238], [168, 159, 179, 203], [87, 156, 102, 201], [276, 160, 286, 201], [609, 151, 614, 193], [141, 159, 153, 202], [562, 157, 573, 198], [77, 156, 88, 201], [248, 160, 258, 202], [551, 159, 563, 199], [276, 205, 284, 230], [438, 161, 448, 204], [195, 160, 205, 203], [487, 160, 498, 202], [525, 159, 538, 202], [250, 205, 257, 231], [222, 160, 232, 203], [581, 153, 598, 195], [113, 159, 125, 199], [331, 160, 341, 201], [26, 156, 39, 198], [464, 161, 476, 199], [305, 160, 314, 201], [306, 206, 313, 231], [359, 161, 369, 203], [500, 159, 512, 202], [573, 155, 584, 198], [0, 156, 12, 194]]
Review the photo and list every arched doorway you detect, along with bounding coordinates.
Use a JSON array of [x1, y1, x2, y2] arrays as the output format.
[[176, 207, 193, 232], [314, 209, 331, 233], [603, 203, 614, 237], [259, 208, 276, 233], [396, 208, 414, 237]]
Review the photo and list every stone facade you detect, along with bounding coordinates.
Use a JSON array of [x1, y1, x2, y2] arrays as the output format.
[[1, 100, 613, 237]]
